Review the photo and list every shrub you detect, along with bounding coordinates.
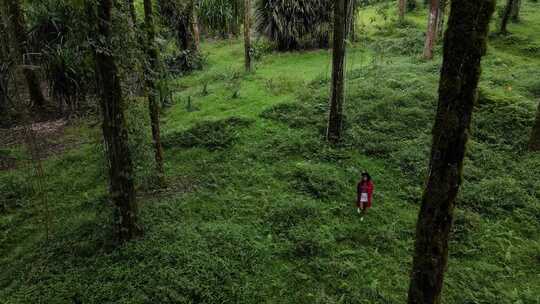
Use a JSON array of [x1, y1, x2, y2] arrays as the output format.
[[472, 101, 535, 150], [260, 102, 320, 128], [162, 117, 253, 150], [450, 209, 482, 257], [197, 0, 243, 38], [164, 49, 206, 75], [286, 162, 347, 200], [125, 100, 158, 188], [287, 224, 334, 258], [255, 0, 333, 51], [459, 177, 534, 217], [265, 201, 320, 235], [0, 173, 29, 212]]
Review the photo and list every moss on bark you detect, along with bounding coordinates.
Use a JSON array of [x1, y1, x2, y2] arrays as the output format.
[[407, 0, 496, 303], [91, 0, 142, 243]]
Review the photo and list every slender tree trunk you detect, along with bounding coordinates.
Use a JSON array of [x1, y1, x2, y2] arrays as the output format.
[[2, 0, 47, 109], [436, 0, 446, 41], [529, 101, 540, 151], [346, 0, 356, 41], [244, 0, 252, 72], [0, 17, 9, 112], [326, 0, 347, 143], [143, 0, 165, 185], [511, 0, 521, 22], [191, 0, 200, 52], [500, 0, 516, 34], [92, 0, 142, 243], [127, 0, 137, 24], [407, 0, 495, 303], [399, 0, 406, 22], [232, 0, 241, 37], [422, 0, 440, 59]]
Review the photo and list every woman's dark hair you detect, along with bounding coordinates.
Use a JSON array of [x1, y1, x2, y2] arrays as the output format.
[[361, 172, 371, 182]]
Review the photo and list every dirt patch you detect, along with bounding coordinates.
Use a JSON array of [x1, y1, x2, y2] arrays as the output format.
[[0, 119, 81, 170]]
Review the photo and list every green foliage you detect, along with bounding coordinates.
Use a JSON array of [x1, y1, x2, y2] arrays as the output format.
[[197, 0, 243, 37], [285, 162, 348, 200], [460, 177, 535, 217], [0, 171, 29, 212], [125, 100, 159, 189], [164, 49, 206, 75], [2, 1, 540, 303], [473, 101, 535, 150], [255, 0, 333, 51], [162, 117, 253, 150]]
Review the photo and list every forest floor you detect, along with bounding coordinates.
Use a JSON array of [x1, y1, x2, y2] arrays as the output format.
[[1, 2, 540, 304]]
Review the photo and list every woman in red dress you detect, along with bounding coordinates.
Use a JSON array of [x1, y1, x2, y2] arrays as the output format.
[[357, 172, 374, 220]]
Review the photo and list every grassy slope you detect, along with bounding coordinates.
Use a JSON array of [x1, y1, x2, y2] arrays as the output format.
[[1, 1, 540, 304]]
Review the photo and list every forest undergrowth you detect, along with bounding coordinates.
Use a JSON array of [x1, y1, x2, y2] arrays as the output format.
[[1, 1, 539, 303]]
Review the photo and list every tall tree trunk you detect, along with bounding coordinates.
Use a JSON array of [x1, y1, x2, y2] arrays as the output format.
[[2, 0, 47, 109], [529, 102, 540, 151], [92, 0, 142, 243], [407, 0, 495, 303], [399, 0, 406, 22], [436, 0, 446, 41], [500, 0, 516, 34], [0, 17, 9, 113], [231, 0, 241, 37], [511, 0, 521, 22], [346, 0, 356, 41], [127, 0, 137, 24], [191, 0, 200, 52], [244, 0, 252, 72], [422, 0, 440, 59], [143, 0, 166, 185], [326, 0, 347, 143]]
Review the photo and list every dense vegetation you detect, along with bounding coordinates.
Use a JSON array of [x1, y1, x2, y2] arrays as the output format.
[[1, 0, 539, 303]]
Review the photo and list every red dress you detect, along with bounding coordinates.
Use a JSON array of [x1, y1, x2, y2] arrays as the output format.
[[357, 181, 374, 208]]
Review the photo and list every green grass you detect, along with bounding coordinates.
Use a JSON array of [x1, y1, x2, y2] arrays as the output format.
[[1, 1, 540, 303]]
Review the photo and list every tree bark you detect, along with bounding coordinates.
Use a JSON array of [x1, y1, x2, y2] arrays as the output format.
[[436, 0, 446, 41], [2, 0, 47, 109], [326, 0, 347, 143], [244, 0, 252, 72], [422, 0, 440, 59], [500, 0, 516, 34], [92, 0, 142, 243], [399, 0, 406, 22], [0, 18, 8, 114], [511, 0, 521, 22], [191, 0, 200, 52], [346, 0, 356, 41], [529, 101, 540, 152], [407, 0, 495, 303], [127, 0, 137, 24], [143, 0, 166, 185]]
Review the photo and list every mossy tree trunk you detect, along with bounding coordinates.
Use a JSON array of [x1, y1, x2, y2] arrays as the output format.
[[0, 18, 8, 113], [127, 0, 137, 24], [529, 102, 540, 151], [436, 0, 447, 40], [92, 0, 142, 243], [347, 0, 357, 42], [326, 0, 347, 143], [511, 0, 521, 22], [2, 0, 47, 109], [399, 0, 406, 22], [244, 0, 252, 72], [422, 0, 440, 59], [407, 0, 495, 303], [191, 0, 200, 52], [143, 0, 166, 185], [500, 0, 516, 34]]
